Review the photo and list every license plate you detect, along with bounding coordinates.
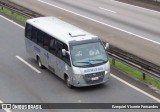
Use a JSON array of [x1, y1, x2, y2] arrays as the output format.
[[91, 77, 99, 81]]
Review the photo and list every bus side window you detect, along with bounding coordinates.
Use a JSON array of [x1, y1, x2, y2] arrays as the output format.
[[64, 53, 71, 66], [50, 39, 56, 53], [43, 34, 51, 50], [25, 24, 32, 39], [31, 27, 38, 42], [55, 41, 63, 57], [37, 30, 43, 46], [63, 44, 71, 66], [55, 41, 71, 66]]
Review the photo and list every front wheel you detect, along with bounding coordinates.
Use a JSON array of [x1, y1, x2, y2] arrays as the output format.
[[65, 76, 73, 89], [37, 57, 44, 69]]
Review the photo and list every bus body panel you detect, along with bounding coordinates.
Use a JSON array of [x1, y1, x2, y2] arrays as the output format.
[[24, 17, 110, 87], [26, 38, 73, 80], [26, 38, 110, 87]]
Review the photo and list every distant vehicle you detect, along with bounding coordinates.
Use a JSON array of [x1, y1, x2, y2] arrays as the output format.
[[25, 17, 110, 88]]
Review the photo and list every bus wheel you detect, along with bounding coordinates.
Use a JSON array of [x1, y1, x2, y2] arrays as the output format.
[[37, 57, 44, 69], [65, 76, 73, 89]]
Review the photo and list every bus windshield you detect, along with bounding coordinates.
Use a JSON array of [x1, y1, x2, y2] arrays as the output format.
[[70, 42, 108, 67]]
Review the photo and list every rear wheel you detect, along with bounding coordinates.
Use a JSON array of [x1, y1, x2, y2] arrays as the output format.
[[65, 76, 73, 89], [37, 57, 44, 69]]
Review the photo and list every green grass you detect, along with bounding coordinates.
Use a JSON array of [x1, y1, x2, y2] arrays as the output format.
[[109, 58, 160, 90], [145, 76, 160, 89], [0, 6, 28, 21]]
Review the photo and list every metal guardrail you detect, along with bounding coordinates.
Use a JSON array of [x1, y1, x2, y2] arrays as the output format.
[[108, 46, 160, 80], [0, 0, 160, 80], [0, 0, 42, 18]]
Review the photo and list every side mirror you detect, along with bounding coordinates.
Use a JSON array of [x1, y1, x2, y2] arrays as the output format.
[[62, 49, 68, 56], [105, 43, 109, 50]]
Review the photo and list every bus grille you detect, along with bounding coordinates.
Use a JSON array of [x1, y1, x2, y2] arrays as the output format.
[[83, 71, 104, 84]]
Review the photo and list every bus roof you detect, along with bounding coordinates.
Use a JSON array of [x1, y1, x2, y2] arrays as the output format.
[[26, 17, 98, 44]]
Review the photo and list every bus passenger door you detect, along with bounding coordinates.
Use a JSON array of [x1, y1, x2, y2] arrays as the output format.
[[42, 34, 51, 68], [48, 38, 56, 73], [55, 41, 65, 79], [48, 53, 56, 74]]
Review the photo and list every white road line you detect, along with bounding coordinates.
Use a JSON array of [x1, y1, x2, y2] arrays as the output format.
[[16, 56, 41, 74], [111, 74, 160, 103], [0, 15, 40, 72], [0, 100, 12, 112], [111, 0, 160, 14], [0, 15, 24, 29], [37, 0, 160, 45], [99, 7, 117, 13]]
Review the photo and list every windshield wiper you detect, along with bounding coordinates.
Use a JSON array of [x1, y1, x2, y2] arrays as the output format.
[[89, 59, 107, 62], [76, 61, 93, 65]]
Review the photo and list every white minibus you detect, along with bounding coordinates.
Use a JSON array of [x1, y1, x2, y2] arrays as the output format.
[[25, 17, 110, 88]]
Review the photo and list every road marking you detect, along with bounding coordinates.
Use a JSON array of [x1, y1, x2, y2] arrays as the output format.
[[0, 15, 24, 29], [111, 74, 160, 103], [111, 0, 160, 14], [0, 100, 12, 112], [0, 15, 40, 111], [99, 7, 117, 13], [37, 0, 160, 45], [16, 56, 41, 74], [0, 16, 41, 72]]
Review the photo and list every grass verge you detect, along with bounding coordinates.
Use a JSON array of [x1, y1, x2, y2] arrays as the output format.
[[110, 58, 160, 90], [0, 6, 28, 21]]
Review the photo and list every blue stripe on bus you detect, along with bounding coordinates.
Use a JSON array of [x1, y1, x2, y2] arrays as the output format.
[[34, 46, 40, 53]]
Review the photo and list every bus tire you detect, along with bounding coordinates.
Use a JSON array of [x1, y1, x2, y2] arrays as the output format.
[[65, 75, 73, 89], [37, 56, 44, 69]]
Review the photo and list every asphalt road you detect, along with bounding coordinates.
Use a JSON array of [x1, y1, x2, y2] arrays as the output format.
[[0, 14, 159, 112], [8, 0, 160, 66], [40, 0, 160, 42]]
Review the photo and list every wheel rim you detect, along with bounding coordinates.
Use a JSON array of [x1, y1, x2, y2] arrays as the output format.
[[38, 58, 42, 67], [66, 78, 70, 87]]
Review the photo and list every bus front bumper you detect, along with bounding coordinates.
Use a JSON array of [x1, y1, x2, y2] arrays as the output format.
[[72, 73, 110, 87]]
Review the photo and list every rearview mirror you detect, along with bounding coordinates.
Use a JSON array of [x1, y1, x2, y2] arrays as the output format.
[[105, 43, 109, 50], [62, 49, 68, 56]]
